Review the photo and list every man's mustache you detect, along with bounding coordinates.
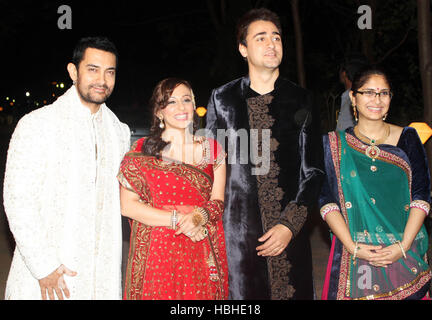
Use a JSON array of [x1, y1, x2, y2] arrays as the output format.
[[90, 84, 109, 90]]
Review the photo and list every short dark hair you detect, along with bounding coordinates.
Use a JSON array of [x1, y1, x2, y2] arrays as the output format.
[[72, 36, 119, 67], [236, 8, 282, 47], [339, 54, 368, 82]]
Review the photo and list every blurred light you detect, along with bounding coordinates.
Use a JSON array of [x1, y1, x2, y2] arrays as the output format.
[[60, 83, 65, 89], [43, 100, 47, 104], [12, 99, 15, 103], [52, 93, 56, 97], [6, 97, 9, 101], [26, 92, 30, 97], [52, 82, 57, 85], [10, 102, 13, 107], [0, 106, 3, 111], [196, 106, 207, 117], [409, 122, 432, 144], [56, 84, 59, 88]]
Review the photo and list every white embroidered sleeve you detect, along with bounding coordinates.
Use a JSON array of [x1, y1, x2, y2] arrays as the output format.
[[121, 122, 131, 154], [3, 114, 61, 279]]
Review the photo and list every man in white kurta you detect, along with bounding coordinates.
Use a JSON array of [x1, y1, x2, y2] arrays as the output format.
[[3, 38, 130, 300]]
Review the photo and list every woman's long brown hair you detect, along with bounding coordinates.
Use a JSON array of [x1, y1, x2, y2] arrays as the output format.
[[141, 78, 199, 157]]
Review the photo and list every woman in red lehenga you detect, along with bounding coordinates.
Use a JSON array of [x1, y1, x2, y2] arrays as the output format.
[[118, 78, 228, 300]]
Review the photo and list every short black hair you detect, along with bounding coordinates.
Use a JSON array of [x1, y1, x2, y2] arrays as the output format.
[[236, 8, 282, 47], [339, 54, 368, 82], [72, 36, 119, 67]]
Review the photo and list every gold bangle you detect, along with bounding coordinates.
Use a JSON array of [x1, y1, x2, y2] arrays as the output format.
[[192, 213, 204, 227], [396, 241, 407, 259], [352, 241, 360, 266], [192, 207, 209, 226]]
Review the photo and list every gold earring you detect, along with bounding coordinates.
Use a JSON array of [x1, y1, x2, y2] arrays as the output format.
[[353, 106, 358, 122]]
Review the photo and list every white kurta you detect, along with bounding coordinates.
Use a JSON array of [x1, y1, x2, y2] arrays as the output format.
[[3, 86, 130, 299]]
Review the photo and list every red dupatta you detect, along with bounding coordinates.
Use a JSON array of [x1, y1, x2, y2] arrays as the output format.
[[118, 137, 228, 300]]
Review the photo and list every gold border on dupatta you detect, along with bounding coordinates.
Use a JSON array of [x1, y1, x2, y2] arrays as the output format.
[[329, 131, 431, 300], [121, 147, 228, 299], [120, 155, 154, 300]]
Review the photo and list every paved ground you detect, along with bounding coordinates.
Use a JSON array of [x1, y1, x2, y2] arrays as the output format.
[[0, 127, 331, 300]]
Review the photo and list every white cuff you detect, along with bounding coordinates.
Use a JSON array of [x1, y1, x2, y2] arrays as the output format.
[[409, 200, 430, 216], [320, 203, 340, 221]]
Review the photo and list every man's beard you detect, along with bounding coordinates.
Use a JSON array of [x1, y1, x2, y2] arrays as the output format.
[[77, 84, 112, 105]]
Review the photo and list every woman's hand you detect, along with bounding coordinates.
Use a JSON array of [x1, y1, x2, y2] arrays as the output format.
[[176, 214, 208, 242], [351, 243, 404, 268], [188, 227, 209, 242], [168, 205, 207, 242], [350, 243, 390, 267], [370, 244, 404, 267], [175, 212, 205, 241]]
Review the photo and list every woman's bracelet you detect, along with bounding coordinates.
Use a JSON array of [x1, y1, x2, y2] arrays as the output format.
[[352, 241, 360, 266], [171, 210, 178, 230], [396, 240, 407, 259], [192, 207, 209, 226]]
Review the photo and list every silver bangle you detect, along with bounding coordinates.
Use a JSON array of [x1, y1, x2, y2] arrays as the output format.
[[171, 210, 178, 230]]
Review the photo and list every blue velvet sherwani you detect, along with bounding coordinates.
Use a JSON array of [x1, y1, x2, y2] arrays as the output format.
[[205, 76, 325, 300]]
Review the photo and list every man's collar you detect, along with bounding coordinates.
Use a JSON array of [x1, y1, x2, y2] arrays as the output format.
[[68, 85, 104, 119], [241, 73, 283, 97]]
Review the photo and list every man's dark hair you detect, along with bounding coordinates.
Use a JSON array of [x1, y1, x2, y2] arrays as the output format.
[[236, 8, 282, 47], [339, 54, 368, 82], [72, 36, 119, 67]]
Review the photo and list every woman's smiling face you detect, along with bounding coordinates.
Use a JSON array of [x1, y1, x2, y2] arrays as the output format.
[[158, 84, 195, 131], [350, 74, 392, 122]]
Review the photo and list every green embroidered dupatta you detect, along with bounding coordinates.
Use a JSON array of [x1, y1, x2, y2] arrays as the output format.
[[336, 132, 430, 299]]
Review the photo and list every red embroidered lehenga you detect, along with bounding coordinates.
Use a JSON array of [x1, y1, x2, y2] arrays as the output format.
[[118, 137, 229, 300]]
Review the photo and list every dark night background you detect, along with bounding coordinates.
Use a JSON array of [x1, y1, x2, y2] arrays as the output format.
[[0, 1, 426, 132]]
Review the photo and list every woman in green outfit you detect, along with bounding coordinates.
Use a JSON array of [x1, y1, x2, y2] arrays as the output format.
[[320, 66, 431, 300]]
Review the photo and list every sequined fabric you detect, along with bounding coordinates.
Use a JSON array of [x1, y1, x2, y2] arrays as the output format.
[[3, 86, 130, 299], [119, 137, 228, 300]]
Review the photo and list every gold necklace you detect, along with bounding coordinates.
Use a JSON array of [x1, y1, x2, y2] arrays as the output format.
[[353, 124, 390, 161]]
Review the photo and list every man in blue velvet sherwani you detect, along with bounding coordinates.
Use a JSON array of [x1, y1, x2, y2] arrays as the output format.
[[205, 8, 324, 300]]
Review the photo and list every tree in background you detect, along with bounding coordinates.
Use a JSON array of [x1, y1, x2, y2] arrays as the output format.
[[417, 0, 432, 182], [296, 1, 421, 131], [417, 0, 432, 283], [290, 0, 306, 88], [0, 1, 428, 135]]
